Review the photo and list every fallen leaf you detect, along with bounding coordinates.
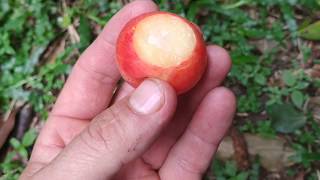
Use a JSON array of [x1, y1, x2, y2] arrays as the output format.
[[46, 35, 67, 64], [13, 104, 34, 140], [216, 135, 234, 160], [230, 127, 250, 170], [68, 25, 80, 44], [294, 171, 305, 180], [250, 39, 278, 53], [305, 64, 320, 78], [307, 96, 320, 123], [216, 134, 296, 172], [0, 101, 18, 149]]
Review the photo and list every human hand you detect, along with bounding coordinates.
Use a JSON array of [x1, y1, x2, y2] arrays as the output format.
[[20, 0, 236, 180]]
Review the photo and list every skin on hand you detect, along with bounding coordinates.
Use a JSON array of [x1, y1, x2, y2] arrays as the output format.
[[20, 0, 236, 180]]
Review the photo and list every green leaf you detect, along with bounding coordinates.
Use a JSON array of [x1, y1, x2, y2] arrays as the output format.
[[222, 0, 251, 9], [9, 138, 21, 149], [295, 82, 309, 89], [224, 161, 237, 177], [18, 147, 28, 159], [61, 13, 71, 28], [254, 74, 267, 85], [235, 172, 249, 180], [243, 28, 266, 39], [267, 104, 306, 133], [299, 21, 320, 41], [257, 120, 276, 138], [282, 70, 296, 86], [232, 55, 257, 65], [186, 1, 199, 22], [78, 15, 93, 52], [291, 90, 304, 108], [291, 144, 320, 167], [22, 129, 37, 147], [212, 159, 225, 177]]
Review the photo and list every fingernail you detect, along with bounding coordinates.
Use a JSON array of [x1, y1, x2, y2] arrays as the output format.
[[129, 79, 164, 114]]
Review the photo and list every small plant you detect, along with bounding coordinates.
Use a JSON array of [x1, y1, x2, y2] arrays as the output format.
[[0, 129, 37, 180], [210, 159, 260, 180], [266, 69, 310, 108], [240, 120, 276, 138]]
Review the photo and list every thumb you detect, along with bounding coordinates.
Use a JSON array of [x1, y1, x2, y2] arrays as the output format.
[[33, 79, 177, 180]]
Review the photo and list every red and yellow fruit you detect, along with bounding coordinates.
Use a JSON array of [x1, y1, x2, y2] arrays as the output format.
[[116, 12, 207, 94]]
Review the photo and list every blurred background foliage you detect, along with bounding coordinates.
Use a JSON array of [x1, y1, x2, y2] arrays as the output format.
[[0, 0, 320, 179]]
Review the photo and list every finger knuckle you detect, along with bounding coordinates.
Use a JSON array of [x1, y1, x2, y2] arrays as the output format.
[[176, 155, 204, 175], [82, 109, 128, 153]]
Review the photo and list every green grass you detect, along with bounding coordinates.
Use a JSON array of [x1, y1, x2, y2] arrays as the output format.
[[1, 0, 320, 179]]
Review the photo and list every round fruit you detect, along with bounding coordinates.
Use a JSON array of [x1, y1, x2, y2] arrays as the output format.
[[116, 11, 207, 94]]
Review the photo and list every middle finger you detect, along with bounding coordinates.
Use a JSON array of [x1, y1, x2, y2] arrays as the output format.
[[142, 45, 231, 169], [113, 45, 231, 168]]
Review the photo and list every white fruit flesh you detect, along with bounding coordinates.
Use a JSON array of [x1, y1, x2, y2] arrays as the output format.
[[133, 14, 196, 68]]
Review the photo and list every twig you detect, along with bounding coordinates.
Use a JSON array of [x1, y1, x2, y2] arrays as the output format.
[[230, 127, 250, 170]]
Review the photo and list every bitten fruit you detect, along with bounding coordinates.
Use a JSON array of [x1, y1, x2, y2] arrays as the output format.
[[116, 12, 207, 94]]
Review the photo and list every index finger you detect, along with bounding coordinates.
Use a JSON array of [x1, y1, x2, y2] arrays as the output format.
[[52, 0, 158, 120]]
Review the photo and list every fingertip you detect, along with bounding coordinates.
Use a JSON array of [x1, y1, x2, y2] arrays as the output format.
[[209, 87, 236, 110], [187, 87, 236, 141], [205, 87, 236, 124], [207, 45, 232, 75], [203, 87, 236, 129], [158, 88, 236, 180], [126, 78, 177, 119]]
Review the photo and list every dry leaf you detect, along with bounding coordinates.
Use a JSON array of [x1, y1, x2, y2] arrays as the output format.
[[230, 127, 250, 170], [216, 134, 296, 172], [0, 101, 18, 148], [13, 104, 34, 139], [294, 171, 305, 180], [68, 25, 80, 44], [305, 64, 320, 79], [307, 96, 320, 123], [251, 39, 278, 53], [42, 35, 67, 64]]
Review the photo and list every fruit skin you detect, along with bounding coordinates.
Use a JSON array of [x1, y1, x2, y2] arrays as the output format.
[[116, 11, 207, 94]]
